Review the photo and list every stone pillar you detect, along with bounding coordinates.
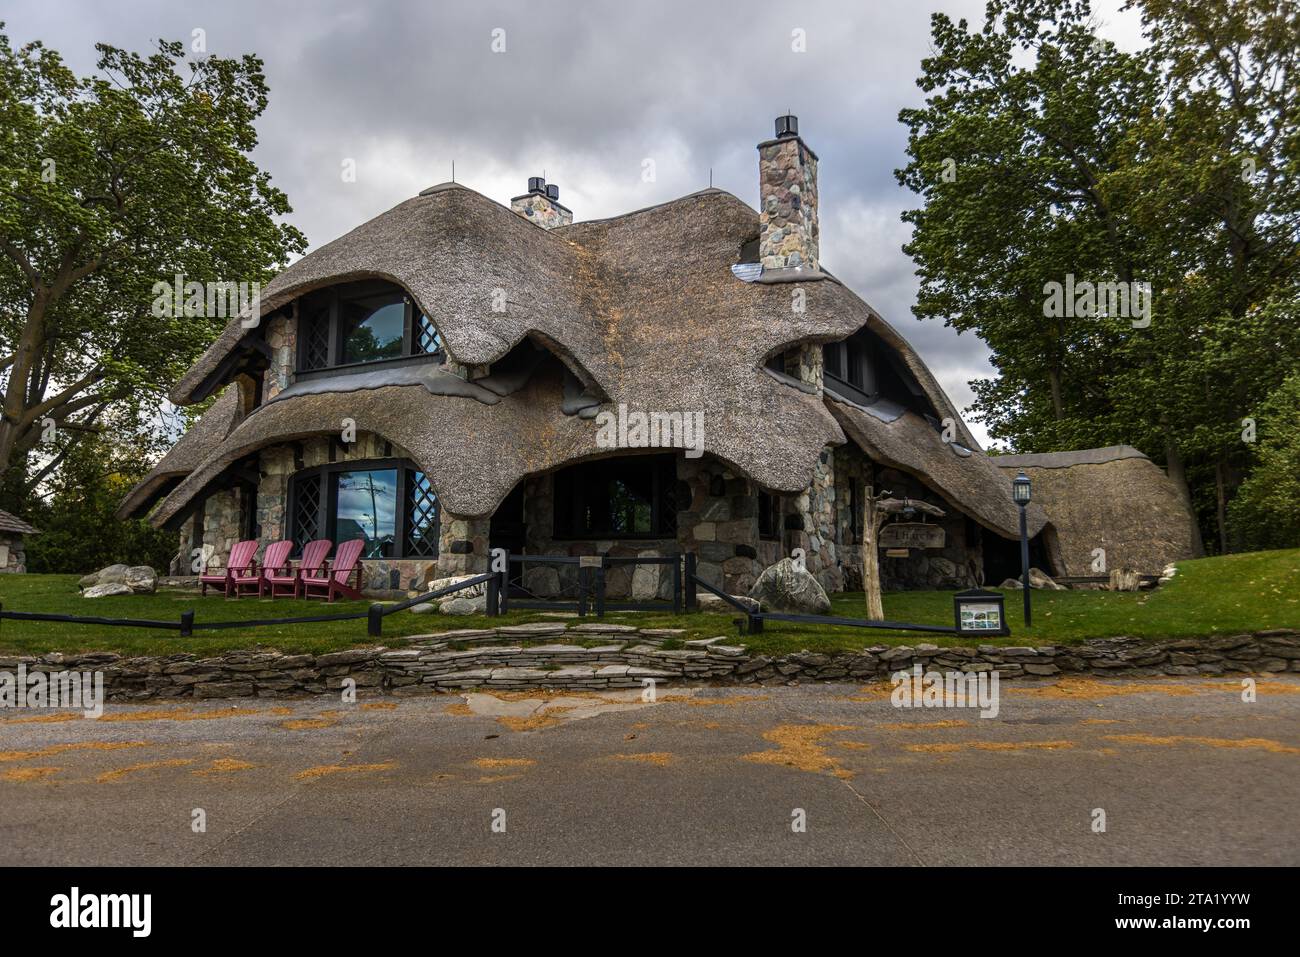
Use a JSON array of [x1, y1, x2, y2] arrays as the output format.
[[790, 448, 841, 594], [676, 458, 761, 594], [437, 513, 490, 576]]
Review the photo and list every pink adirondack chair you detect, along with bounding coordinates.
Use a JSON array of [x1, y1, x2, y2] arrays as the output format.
[[200, 539, 260, 598], [301, 538, 367, 603], [258, 540, 296, 598]]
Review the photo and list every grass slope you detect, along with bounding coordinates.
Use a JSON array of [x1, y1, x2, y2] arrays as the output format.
[[0, 549, 1295, 658]]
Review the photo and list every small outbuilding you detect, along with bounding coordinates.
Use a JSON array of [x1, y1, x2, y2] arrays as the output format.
[[0, 509, 38, 574]]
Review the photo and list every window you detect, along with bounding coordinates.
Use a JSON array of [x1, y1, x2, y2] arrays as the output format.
[[758, 490, 781, 541], [823, 330, 876, 403], [553, 455, 676, 539], [289, 459, 438, 559], [297, 280, 443, 374]]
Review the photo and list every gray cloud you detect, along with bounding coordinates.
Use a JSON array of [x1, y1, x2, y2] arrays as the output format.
[[4, 0, 1145, 448]]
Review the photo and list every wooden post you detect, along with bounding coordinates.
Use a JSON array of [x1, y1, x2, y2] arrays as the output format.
[[861, 487, 885, 621]]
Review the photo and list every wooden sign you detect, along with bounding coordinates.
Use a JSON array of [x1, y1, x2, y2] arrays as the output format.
[[878, 522, 945, 550], [578, 555, 604, 568]]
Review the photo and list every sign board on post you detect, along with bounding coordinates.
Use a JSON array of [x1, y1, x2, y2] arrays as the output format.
[[953, 589, 1010, 637], [878, 522, 945, 550]]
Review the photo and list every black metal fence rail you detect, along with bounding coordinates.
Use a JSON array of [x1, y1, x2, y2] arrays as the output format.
[[366, 572, 498, 636]]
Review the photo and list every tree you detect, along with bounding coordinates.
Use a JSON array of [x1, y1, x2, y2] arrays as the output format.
[[1227, 371, 1300, 552], [897, 0, 1300, 553], [0, 27, 305, 508]]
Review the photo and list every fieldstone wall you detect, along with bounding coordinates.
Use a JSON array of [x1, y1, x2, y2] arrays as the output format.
[[676, 457, 762, 595], [758, 135, 819, 271], [0, 532, 27, 574], [12, 629, 1294, 701], [261, 310, 296, 401]]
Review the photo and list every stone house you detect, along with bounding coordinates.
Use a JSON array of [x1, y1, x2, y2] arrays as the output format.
[[0, 509, 37, 574], [118, 116, 1197, 598]]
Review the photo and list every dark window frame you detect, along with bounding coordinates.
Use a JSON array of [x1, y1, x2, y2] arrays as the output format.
[[287, 457, 439, 559], [822, 334, 876, 405], [758, 490, 781, 541], [296, 280, 444, 378], [552, 455, 677, 541]]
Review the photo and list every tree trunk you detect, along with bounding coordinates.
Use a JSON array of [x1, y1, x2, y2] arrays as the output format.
[[862, 490, 884, 620], [1214, 458, 1229, 555], [1164, 440, 1205, 557]]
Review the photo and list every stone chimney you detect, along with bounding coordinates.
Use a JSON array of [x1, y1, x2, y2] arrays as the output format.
[[757, 115, 819, 272], [510, 177, 573, 229]]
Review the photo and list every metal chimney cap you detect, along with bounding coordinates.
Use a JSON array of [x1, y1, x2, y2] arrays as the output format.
[[527, 176, 547, 194], [775, 114, 799, 138], [545, 183, 559, 201]]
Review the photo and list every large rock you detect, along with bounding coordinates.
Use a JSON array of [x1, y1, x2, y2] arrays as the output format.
[[80, 563, 128, 589], [631, 553, 662, 601], [1029, 567, 1065, 590], [426, 574, 487, 600], [83, 582, 132, 599], [697, 592, 760, 614], [747, 558, 832, 615], [441, 595, 488, 616], [124, 565, 158, 594]]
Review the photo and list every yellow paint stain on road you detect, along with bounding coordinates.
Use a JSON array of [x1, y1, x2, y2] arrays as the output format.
[[1104, 733, 1300, 754], [0, 741, 147, 762], [882, 719, 969, 730], [192, 758, 257, 776], [1, 766, 61, 782], [443, 702, 474, 716], [97, 758, 195, 783], [835, 740, 873, 750], [295, 761, 397, 781], [608, 752, 675, 766], [472, 758, 536, 769], [360, 702, 397, 711], [497, 713, 565, 732], [3, 712, 80, 724], [743, 724, 856, 779], [475, 774, 524, 783], [97, 707, 263, 723], [1080, 718, 1122, 725], [905, 740, 1076, 754], [281, 710, 341, 731]]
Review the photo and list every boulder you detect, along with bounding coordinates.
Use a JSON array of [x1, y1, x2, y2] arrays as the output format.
[[697, 592, 760, 614], [1108, 568, 1141, 592], [426, 574, 487, 600], [1000, 578, 1024, 589], [96, 563, 130, 585], [747, 558, 832, 615], [441, 594, 488, 616], [124, 565, 158, 594], [83, 582, 132, 599], [631, 554, 661, 600], [1029, 567, 1065, 590]]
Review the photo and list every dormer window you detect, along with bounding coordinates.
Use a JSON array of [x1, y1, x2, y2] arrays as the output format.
[[297, 280, 443, 375]]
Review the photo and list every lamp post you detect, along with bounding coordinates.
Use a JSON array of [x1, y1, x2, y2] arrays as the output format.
[[1012, 470, 1032, 627]]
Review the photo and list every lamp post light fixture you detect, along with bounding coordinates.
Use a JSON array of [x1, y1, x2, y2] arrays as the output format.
[[1012, 470, 1032, 627]]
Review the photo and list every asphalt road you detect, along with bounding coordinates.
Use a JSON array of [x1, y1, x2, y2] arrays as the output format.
[[1, 676, 1297, 866]]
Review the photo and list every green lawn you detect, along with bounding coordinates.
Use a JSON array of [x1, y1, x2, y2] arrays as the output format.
[[0, 549, 1296, 658]]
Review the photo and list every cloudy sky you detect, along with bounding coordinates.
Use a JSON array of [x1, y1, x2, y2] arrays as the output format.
[[5, 0, 1145, 448]]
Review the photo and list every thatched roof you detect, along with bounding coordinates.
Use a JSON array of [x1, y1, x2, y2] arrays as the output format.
[[828, 397, 1045, 539], [144, 184, 1000, 522], [0, 508, 38, 535], [114, 387, 241, 521], [992, 447, 1197, 575]]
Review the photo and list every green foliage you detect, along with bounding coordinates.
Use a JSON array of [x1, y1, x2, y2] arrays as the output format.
[[897, 0, 1300, 552], [0, 25, 306, 498], [22, 435, 176, 574], [1228, 374, 1300, 551]]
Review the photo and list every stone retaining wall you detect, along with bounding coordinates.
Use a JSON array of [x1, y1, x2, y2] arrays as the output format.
[[4, 627, 1296, 702]]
